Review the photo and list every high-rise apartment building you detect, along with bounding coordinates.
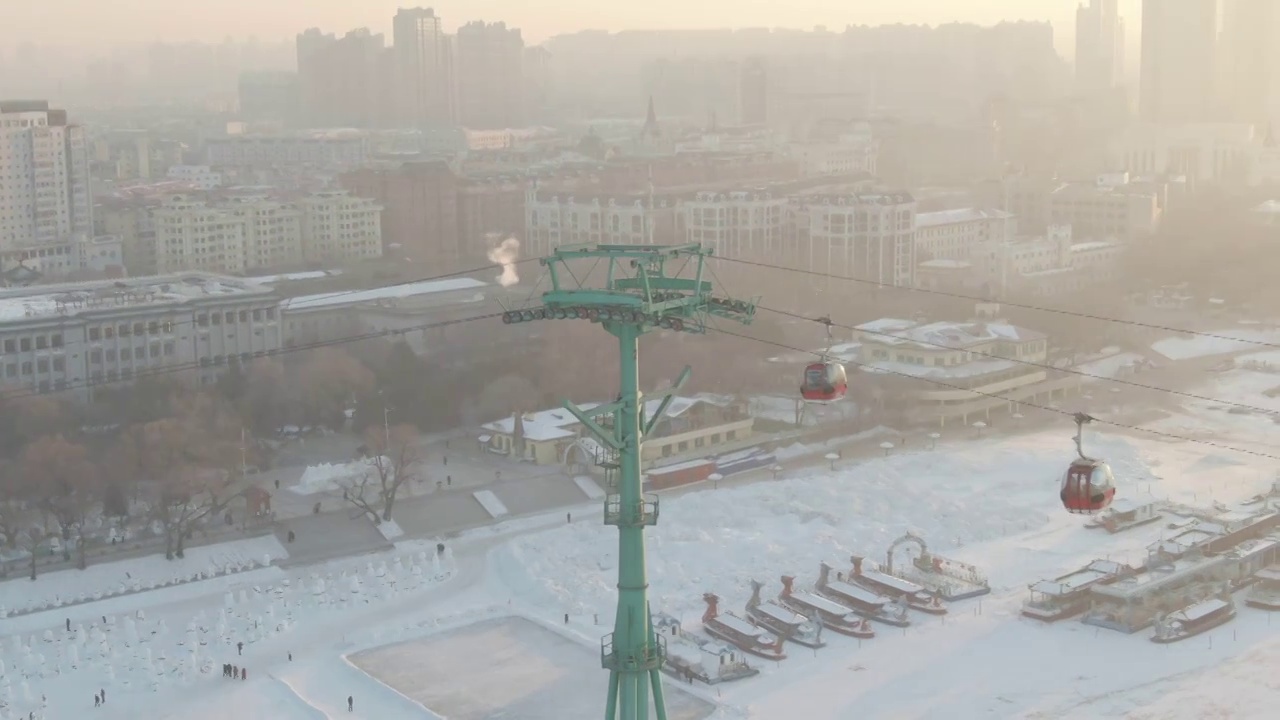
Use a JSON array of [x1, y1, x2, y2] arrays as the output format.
[[1075, 0, 1125, 92], [341, 162, 459, 267], [0, 101, 93, 252], [226, 194, 304, 269], [295, 28, 389, 128], [238, 71, 301, 125], [739, 58, 769, 125], [152, 196, 248, 275], [1220, 0, 1280, 125], [455, 21, 525, 129], [1140, 0, 1218, 124], [297, 191, 383, 263], [150, 191, 384, 275], [394, 7, 455, 128]]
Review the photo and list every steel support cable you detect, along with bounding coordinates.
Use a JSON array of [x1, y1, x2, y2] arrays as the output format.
[[757, 304, 1280, 417], [706, 324, 1280, 463], [2, 312, 506, 401], [716, 256, 1280, 352]]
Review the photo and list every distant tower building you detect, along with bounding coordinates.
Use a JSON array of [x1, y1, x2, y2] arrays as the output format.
[[295, 28, 387, 128], [1220, 0, 1280, 125], [1075, 0, 1125, 92], [1140, 0, 1217, 124], [237, 71, 301, 125], [296, 28, 337, 125], [523, 46, 552, 122], [740, 57, 768, 125], [0, 101, 93, 252], [456, 21, 525, 129], [393, 7, 455, 128]]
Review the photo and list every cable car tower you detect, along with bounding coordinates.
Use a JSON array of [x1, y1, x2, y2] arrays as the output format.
[[501, 243, 757, 720]]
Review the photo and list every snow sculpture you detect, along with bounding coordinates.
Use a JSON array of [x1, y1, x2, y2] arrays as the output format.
[[124, 617, 139, 647]]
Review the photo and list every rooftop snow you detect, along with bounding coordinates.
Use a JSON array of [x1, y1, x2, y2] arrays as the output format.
[[246, 270, 342, 285], [281, 277, 487, 312], [918, 259, 972, 269], [855, 318, 1045, 351], [0, 273, 270, 323], [480, 405, 598, 442], [915, 207, 1013, 227], [1070, 241, 1118, 252], [1093, 555, 1229, 599], [860, 357, 1018, 380], [480, 395, 715, 442]]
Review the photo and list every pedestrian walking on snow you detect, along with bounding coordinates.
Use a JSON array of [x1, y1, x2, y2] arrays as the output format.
[[100, 688, 106, 704], [65, 618, 70, 632], [94, 693, 100, 708], [238, 641, 244, 655], [348, 695, 354, 712], [242, 668, 247, 680]]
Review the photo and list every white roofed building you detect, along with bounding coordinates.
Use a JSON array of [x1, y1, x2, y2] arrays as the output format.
[[914, 207, 1015, 263], [852, 317, 1078, 426], [478, 394, 753, 466], [0, 272, 281, 399]]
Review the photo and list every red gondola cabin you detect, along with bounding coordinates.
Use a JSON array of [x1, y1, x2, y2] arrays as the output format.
[[1060, 459, 1115, 514], [801, 361, 848, 403]]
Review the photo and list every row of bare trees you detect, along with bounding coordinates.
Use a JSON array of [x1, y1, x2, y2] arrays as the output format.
[[0, 385, 267, 577]]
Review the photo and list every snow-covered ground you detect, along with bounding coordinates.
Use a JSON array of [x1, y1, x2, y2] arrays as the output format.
[[0, 536, 286, 618], [1077, 351, 1146, 381], [1150, 327, 1280, 361], [3, 375, 1279, 719]]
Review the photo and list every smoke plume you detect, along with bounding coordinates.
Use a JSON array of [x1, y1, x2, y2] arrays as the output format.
[[487, 237, 521, 288]]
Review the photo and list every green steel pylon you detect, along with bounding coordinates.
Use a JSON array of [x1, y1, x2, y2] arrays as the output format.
[[501, 243, 756, 720]]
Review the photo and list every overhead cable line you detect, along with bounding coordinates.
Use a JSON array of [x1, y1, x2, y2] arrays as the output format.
[[706, 324, 1280, 463], [2, 259, 537, 401], [757, 304, 1280, 417], [2, 311, 506, 402], [717, 256, 1280, 352]]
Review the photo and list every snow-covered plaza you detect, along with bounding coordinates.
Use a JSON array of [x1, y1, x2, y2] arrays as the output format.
[[2, 364, 1279, 720]]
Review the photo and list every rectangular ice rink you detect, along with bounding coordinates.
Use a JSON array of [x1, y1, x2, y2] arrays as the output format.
[[350, 617, 716, 720]]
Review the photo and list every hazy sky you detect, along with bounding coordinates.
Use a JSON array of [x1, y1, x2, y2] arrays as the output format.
[[1, 0, 1142, 50]]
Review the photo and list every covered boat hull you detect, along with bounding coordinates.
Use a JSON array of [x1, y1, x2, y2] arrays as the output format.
[[777, 595, 875, 639], [703, 618, 787, 660], [745, 604, 826, 649], [1151, 604, 1236, 644], [816, 586, 911, 628]]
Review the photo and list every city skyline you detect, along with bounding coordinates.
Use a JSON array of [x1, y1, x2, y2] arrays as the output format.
[[0, 0, 1146, 55]]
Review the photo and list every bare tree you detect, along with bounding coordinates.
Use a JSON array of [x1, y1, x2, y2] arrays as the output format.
[[341, 424, 422, 523], [289, 347, 374, 430], [15, 522, 52, 581], [153, 465, 246, 560], [21, 435, 100, 569], [0, 459, 23, 551], [110, 393, 250, 560]]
